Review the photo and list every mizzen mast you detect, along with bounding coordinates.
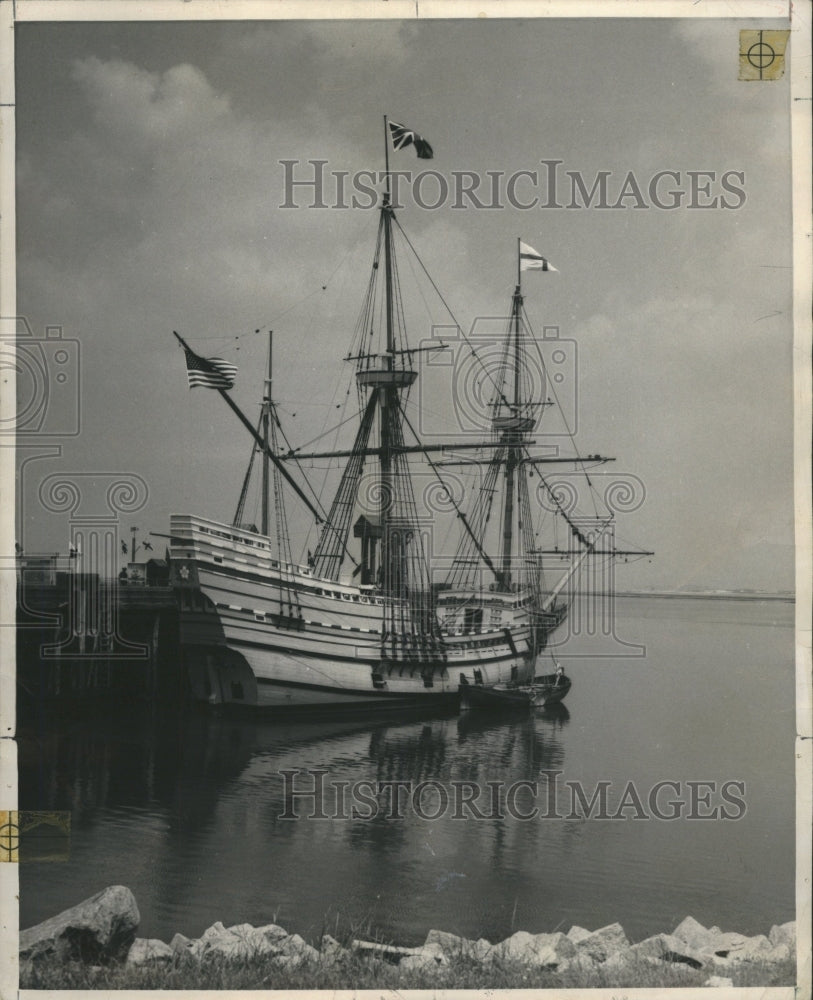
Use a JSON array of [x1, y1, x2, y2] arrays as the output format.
[[261, 331, 272, 537], [496, 238, 538, 590]]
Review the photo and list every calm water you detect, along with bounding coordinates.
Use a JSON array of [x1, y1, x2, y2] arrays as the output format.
[[19, 597, 796, 946]]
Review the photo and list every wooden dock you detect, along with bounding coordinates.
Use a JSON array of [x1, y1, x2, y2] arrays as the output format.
[[16, 573, 183, 704]]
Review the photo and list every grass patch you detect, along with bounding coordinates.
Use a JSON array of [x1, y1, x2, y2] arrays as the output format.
[[21, 950, 797, 990]]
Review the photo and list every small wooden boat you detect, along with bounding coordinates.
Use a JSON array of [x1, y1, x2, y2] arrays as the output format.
[[459, 669, 572, 713], [458, 681, 535, 713], [532, 671, 572, 707]]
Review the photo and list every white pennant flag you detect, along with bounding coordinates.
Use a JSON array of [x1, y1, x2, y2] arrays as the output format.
[[519, 241, 558, 272]]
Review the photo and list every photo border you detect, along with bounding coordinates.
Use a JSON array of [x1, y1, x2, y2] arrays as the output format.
[[1, 3, 809, 999]]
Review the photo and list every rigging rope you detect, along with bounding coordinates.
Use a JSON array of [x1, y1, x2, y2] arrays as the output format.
[[397, 400, 501, 584], [233, 413, 263, 527], [392, 215, 513, 412]]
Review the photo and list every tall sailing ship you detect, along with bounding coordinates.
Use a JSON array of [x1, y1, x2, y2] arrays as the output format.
[[168, 121, 642, 711]]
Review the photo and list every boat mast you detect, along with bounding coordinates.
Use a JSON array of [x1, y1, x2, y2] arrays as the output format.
[[261, 331, 272, 537], [499, 239, 524, 588], [379, 115, 397, 594], [173, 330, 324, 524]]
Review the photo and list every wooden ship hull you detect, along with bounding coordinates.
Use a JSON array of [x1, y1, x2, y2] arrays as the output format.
[[171, 515, 552, 709]]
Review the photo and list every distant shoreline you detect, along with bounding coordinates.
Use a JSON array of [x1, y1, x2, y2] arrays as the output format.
[[616, 591, 794, 603]]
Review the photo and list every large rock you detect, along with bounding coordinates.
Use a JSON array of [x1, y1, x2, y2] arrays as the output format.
[[254, 922, 289, 942], [602, 947, 636, 970], [708, 933, 774, 968], [764, 943, 791, 962], [170, 932, 196, 960], [559, 951, 602, 974], [275, 933, 320, 966], [728, 934, 773, 961], [531, 932, 576, 964], [399, 942, 450, 971], [126, 938, 174, 965], [769, 922, 796, 950], [575, 922, 629, 963], [630, 933, 704, 968], [566, 925, 593, 944], [707, 930, 753, 956], [492, 930, 575, 967], [491, 931, 538, 963], [674, 919, 782, 966], [672, 916, 716, 952], [471, 937, 494, 962], [424, 929, 492, 961], [320, 934, 349, 964], [190, 921, 298, 963], [19, 885, 140, 964], [425, 929, 467, 954], [188, 921, 227, 960]]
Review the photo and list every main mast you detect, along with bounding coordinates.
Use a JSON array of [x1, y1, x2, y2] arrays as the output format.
[[348, 116, 419, 598], [379, 116, 395, 593], [261, 331, 272, 537]]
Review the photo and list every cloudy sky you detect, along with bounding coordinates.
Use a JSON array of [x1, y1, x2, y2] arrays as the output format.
[[14, 15, 794, 592]]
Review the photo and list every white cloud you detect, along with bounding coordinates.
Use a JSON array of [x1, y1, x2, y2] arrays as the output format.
[[14, 22, 795, 591]]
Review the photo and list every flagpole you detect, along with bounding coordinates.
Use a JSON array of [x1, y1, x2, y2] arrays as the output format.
[[517, 236, 521, 293], [172, 330, 324, 524], [383, 114, 390, 202]]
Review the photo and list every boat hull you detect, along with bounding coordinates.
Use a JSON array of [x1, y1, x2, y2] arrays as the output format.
[[459, 682, 535, 713], [181, 632, 536, 710], [183, 645, 464, 713], [170, 514, 565, 710], [532, 674, 572, 707], [458, 674, 572, 713]]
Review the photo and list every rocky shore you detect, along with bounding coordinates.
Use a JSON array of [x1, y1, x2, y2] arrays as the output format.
[[19, 885, 797, 990]]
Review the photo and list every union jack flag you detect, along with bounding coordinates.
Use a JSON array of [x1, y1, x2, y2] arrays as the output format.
[[388, 121, 434, 160]]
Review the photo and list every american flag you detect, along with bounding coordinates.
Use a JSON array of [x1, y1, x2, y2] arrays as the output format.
[[184, 346, 238, 390], [388, 121, 434, 160]]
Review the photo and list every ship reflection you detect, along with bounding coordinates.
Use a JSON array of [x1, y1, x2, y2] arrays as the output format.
[[456, 706, 568, 777], [20, 701, 570, 817], [19, 699, 572, 941]]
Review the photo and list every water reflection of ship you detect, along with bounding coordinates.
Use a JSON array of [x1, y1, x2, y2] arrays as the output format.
[[18, 706, 391, 821], [20, 702, 567, 826], [20, 703, 572, 942], [455, 710, 567, 782], [369, 722, 451, 785], [457, 702, 569, 738]]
